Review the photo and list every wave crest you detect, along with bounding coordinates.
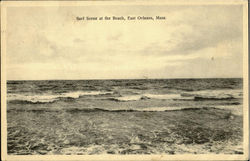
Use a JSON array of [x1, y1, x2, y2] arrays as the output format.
[[7, 89, 242, 104], [7, 91, 113, 103]]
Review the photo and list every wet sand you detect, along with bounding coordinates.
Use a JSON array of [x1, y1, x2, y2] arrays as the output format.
[[7, 107, 243, 155]]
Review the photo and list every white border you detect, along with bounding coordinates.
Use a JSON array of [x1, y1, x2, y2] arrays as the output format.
[[1, 0, 248, 160]]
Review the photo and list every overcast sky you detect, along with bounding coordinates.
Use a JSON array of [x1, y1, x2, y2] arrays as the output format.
[[6, 5, 243, 80]]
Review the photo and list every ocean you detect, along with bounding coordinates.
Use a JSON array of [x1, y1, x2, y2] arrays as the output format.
[[7, 78, 243, 154]]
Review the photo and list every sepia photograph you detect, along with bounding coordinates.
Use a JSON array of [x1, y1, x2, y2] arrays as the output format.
[[1, 0, 249, 160]]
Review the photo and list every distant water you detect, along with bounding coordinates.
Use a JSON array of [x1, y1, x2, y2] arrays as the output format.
[[7, 78, 243, 113]]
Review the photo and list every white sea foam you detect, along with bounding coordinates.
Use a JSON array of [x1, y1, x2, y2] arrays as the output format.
[[183, 89, 242, 99], [112, 93, 193, 102], [7, 91, 113, 103], [143, 93, 194, 100], [113, 95, 143, 101], [111, 90, 241, 102], [7, 89, 242, 103], [117, 89, 242, 102], [7, 94, 59, 103]]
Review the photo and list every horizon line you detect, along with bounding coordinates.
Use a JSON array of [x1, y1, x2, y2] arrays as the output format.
[[6, 77, 243, 81]]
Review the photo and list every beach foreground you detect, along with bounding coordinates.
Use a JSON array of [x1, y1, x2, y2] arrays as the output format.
[[7, 107, 243, 155]]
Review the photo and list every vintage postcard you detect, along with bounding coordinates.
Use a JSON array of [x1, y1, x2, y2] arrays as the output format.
[[1, 0, 249, 160]]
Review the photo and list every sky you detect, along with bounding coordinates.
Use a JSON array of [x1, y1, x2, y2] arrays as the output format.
[[6, 5, 243, 80]]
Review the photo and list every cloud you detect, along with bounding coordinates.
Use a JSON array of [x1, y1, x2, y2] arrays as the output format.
[[140, 6, 242, 57], [6, 5, 243, 80], [73, 38, 85, 43], [107, 33, 122, 41]]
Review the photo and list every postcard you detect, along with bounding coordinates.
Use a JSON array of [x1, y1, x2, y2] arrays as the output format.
[[1, 0, 249, 160]]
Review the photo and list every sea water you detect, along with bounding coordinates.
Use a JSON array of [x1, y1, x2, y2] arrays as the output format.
[[7, 78, 243, 113], [7, 78, 243, 155]]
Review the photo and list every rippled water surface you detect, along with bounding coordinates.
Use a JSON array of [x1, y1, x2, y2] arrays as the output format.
[[7, 78, 243, 154]]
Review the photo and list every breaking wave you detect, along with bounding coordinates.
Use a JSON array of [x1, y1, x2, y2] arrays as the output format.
[[7, 89, 242, 104], [108, 93, 193, 102], [107, 89, 242, 102], [184, 89, 242, 101], [7, 91, 113, 104]]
